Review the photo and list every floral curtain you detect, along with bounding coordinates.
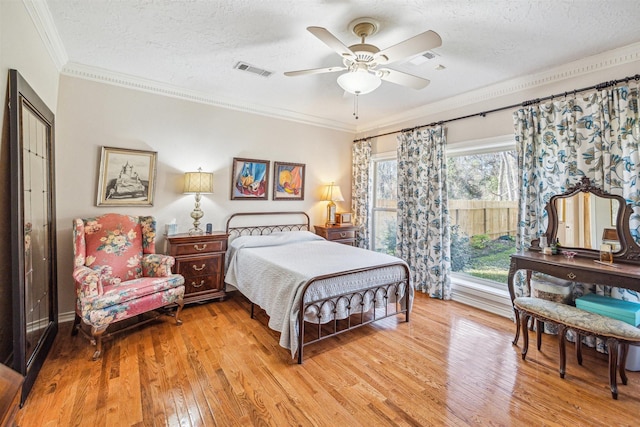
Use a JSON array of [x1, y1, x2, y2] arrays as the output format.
[[514, 83, 640, 351], [352, 139, 372, 248], [396, 126, 451, 299]]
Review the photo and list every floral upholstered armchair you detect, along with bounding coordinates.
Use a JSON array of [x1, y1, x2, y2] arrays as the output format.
[[72, 213, 185, 360]]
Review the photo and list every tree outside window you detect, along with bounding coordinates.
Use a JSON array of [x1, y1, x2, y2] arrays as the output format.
[[448, 150, 519, 285]]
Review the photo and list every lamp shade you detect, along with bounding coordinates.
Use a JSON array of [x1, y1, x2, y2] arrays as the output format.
[[183, 169, 213, 194], [602, 228, 619, 241], [337, 70, 381, 95], [321, 182, 344, 202]]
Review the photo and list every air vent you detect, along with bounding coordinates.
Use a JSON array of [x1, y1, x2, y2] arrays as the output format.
[[422, 51, 437, 60], [234, 62, 273, 77], [409, 51, 439, 66]]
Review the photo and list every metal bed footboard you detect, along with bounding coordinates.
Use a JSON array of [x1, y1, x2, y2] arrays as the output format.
[[296, 261, 411, 364]]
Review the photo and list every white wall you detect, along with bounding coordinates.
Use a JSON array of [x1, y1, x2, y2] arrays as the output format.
[[55, 76, 355, 316], [0, 0, 60, 361]]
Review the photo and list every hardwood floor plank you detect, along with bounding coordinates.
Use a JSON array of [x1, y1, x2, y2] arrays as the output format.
[[15, 292, 640, 426]]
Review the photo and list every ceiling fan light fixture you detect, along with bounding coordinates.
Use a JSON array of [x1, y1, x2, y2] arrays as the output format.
[[337, 69, 381, 95]]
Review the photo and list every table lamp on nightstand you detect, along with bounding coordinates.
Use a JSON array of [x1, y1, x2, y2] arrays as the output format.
[[183, 167, 214, 235], [321, 182, 344, 226]]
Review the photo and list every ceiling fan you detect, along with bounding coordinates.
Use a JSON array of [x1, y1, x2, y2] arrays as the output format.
[[284, 17, 442, 95]]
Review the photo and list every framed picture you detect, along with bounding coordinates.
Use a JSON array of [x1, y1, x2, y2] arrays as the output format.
[[231, 157, 270, 200], [96, 146, 157, 206], [273, 161, 305, 200]]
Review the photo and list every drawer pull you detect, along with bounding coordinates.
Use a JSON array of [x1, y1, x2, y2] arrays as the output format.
[[340, 232, 347, 238], [192, 264, 206, 271], [567, 272, 576, 280], [193, 244, 207, 251], [191, 280, 205, 288]]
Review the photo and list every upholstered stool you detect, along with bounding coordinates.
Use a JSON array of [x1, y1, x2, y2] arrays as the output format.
[[514, 296, 640, 399]]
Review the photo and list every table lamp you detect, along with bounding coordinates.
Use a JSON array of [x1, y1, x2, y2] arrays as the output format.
[[183, 167, 214, 234], [321, 182, 344, 226]]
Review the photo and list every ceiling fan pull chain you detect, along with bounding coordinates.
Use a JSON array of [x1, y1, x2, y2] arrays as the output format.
[[353, 91, 360, 120]]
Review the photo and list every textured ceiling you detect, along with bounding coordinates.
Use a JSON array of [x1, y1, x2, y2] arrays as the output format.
[[45, 0, 640, 132]]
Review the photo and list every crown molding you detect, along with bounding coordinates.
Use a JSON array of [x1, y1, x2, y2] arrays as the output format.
[[358, 41, 640, 133], [22, 0, 68, 70], [60, 62, 357, 133]]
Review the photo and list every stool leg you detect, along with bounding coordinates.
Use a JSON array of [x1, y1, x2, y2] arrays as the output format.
[[575, 333, 583, 365], [619, 343, 629, 386], [607, 338, 619, 399], [558, 325, 567, 379], [520, 312, 530, 360], [512, 309, 521, 346], [536, 319, 544, 351]]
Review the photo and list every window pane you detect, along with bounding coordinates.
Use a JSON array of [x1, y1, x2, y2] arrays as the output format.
[[448, 150, 518, 285], [371, 157, 397, 254], [374, 160, 397, 209], [373, 210, 396, 255]]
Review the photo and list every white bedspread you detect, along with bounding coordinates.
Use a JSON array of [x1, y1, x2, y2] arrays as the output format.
[[224, 231, 411, 357]]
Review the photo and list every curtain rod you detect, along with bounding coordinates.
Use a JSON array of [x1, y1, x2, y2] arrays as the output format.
[[353, 73, 640, 143]]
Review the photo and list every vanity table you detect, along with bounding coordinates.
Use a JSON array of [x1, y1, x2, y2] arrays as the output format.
[[508, 251, 640, 304], [507, 178, 640, 398], [507, 177, 640, 323]]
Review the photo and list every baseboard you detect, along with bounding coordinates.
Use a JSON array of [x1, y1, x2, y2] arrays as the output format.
[[451, 276, 514, 320], [59, 311, 75, 324]]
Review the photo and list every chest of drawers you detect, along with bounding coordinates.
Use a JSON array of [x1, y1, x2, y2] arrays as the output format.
[[167, 232, 229, 303]]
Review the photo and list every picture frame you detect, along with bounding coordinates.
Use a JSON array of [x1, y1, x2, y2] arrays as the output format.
[[273, 161, 305, 200], [231, 157, 270, 200], [96, 146, 157, 206]]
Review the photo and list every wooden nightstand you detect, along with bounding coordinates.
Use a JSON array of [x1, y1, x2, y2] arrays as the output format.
[[167, 232, 229, 304], [313, 224, 360, 246]]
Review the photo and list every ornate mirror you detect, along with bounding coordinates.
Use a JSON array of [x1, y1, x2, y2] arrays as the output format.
[[9, 69, 58, 405], [531, 177, 640, 261]]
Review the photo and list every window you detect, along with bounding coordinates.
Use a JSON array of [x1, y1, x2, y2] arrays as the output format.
[[371, 153, 397, 254], [367, 137, 517, 316], [447, 137, 518, 288]]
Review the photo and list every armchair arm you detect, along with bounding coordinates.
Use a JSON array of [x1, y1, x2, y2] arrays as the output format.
[[72, 266, 103, 299], [142, 254, 175, 277]]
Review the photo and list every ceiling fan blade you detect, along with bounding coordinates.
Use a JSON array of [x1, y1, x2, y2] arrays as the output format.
[[284, 66, 347, 77], [375, 30, 442, 64], [307, 26, 356, 58], [378, 68, 430, 89]]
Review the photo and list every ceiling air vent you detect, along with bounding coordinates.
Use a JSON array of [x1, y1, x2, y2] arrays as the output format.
[[409, 51, 439, 66], [422, 51, 437, 60], [234, 62, 273, 77]]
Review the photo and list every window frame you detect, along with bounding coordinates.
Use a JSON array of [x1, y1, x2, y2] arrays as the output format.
[[447, 134, 517, 291], [367, 135, 517, 317]]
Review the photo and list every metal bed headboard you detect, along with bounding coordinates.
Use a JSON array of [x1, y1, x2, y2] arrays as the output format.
[[225, 211, 310, 238]]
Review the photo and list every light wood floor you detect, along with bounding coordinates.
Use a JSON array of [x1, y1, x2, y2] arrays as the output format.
[[16, 292, 640, 426]]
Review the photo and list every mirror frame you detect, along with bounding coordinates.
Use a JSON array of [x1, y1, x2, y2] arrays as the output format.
[[531, 176, 640, 261], [9, 69, 58, 405]]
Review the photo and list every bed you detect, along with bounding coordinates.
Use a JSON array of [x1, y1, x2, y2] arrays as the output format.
[[224, 211, 412, 363]]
